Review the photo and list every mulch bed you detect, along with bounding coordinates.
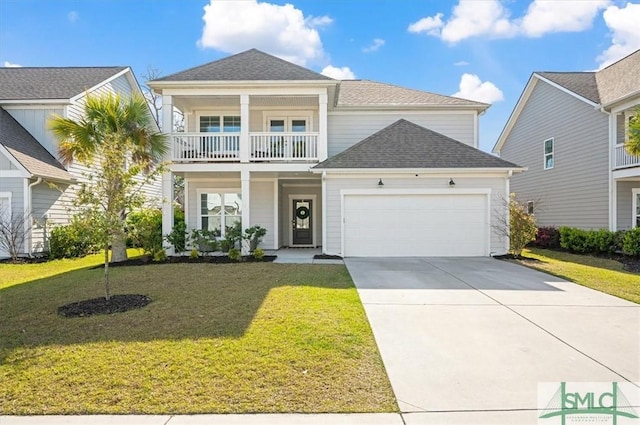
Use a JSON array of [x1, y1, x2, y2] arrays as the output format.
[[493, 254, 542, 262], [91, 255, 277, 269], [313, 254, 343, 260], [58, 294, 151, 317], [615, 256, 640, 273], [0, 256, 50, 264]]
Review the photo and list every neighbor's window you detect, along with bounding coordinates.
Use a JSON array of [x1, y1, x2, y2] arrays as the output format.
[[527, 201, 534, 215], [544, 138, 554, 169], [200, 192, 242, 236]]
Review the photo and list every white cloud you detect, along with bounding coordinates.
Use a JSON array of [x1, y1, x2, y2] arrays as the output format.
[[409, 0, 610, 43], [3, 61, 21, 67], [407, 13, 443, 36], [321, 65, 356, 80], [199, 0, 332, 66], [362, 38, 385, 53], [454, 60, 469, 66], [453, 73, 504, 104], [68, 10, 79, 23], [597, 2, 640, 69]]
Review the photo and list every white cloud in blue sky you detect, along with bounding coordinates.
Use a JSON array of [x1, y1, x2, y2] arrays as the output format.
[[362, 38, 385, 53], [3, 61, 21, 67], [598, 2, 640, 68], [321, 65, 356, 80], [453, 73, 504, 104], [67, 10, 79, 24]]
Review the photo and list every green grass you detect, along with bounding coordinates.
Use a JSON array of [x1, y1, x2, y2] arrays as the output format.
[[518, 248, 640, 304], [0, 248, 143, 290], [0, 262, 396, 414]]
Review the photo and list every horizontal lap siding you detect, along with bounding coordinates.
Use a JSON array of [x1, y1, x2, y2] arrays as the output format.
[[500, 81, 609, 229], [250, 181, 275, 249], [31, 181, 69, 252], [324, 176, 507, 256], [327, 112, 475, 157], [617, 181, 639, 230]]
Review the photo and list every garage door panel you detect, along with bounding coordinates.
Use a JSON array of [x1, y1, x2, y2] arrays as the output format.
[[343, 194, 487, 257]]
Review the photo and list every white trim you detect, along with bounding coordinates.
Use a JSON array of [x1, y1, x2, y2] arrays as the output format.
[[321, 171, 327, 253], [473, 110, 479, 149], [612, 167, 640, 180], [273, 179, 279, 250], [535, 74, 600, 108], [158, 86, 332, 97], [321, 171, 516, 178], [543, 138, 554, 170], [0, 170, 30, 178], [288, 194, 317, 247], [0, 99, 71, 105], [69, 68, 133, 102], [1, 103, 68, 109], [281, 183, 321, 188], [23, 179, 29, 254], [263, 111, 314, 132], [0, 145, 30, 176], [609, 112, 616, 231], [184, 179, 190, 230], [170, 162, 315, 173], [0, 191, 13, 258], [328, 106, 486, 113], [632, 188, 640, 229], [339, 188, 492, 257], [195, 187, 242, 236]]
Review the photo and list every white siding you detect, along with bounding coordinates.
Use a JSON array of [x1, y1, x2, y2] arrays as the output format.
[[327, 112, 475, 157], [500, 81, 610, 229], [0, 151, 18, 170], [5, 107, 65, 158], [324, 175, 508, 256], [31, 180, 69, 252]]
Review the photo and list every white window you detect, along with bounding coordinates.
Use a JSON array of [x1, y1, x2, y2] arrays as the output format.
[[198, 191, 242, 237], [633, 189, 640, 228], [544, 138, 554, 170], [199, 115, 241, 133], [265, 115, 311, 133]]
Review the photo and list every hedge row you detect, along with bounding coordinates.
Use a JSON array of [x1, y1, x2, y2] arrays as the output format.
[[531, 226, 640, 256]]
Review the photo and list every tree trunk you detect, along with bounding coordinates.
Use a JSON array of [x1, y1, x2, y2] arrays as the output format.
[[104, 244, 110, 300], [110, 232, 128, 263]]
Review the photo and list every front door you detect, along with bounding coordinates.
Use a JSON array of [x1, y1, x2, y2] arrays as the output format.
[[292, 199, 313, 245]]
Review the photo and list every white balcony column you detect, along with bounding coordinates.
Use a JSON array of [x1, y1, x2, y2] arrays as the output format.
[[609, 112, 617, 231], [162, 95, 174, 159], [318, 93, 328, 161], [240, 94, 250, 163], [162, 171, 175, 255], [241, 169, 251, 255]]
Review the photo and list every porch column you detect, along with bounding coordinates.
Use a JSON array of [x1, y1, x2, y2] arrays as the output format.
[[162, 171, 174, 255], [609, 112, 617, 231], [240, 94, 250, 163], [318, 93, 328, 161], [162, 95, 173, 160], [241, 169, 251, 254]]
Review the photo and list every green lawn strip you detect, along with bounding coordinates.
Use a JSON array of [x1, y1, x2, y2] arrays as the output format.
[[518, 248, 640, 304], [0, 249, 143, 290], [0, 263, 396, 414]]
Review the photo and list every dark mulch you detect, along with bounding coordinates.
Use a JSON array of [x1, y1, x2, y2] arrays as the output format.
[[313, 254, 343, 260], [615, 256, 640, 273], [58, 294, 151, 317], [92, 255, 277, 269], [0, 256, 50, 264], [493, 254, 542, 262]]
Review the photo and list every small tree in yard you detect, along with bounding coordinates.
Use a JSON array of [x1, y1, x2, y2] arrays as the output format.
[[0, 207, 30, 262], [49, 92, 167, 300], [494, 194, 538, 258]]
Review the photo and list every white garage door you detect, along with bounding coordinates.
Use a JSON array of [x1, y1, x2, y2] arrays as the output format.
[[343, 193, 488, 257]]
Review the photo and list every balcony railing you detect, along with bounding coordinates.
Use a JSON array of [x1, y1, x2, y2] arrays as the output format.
[[171, 132, 319, 162], [250, 133, 318, 161], [172, 133, 240, 161], [615, 144, 640, 169]]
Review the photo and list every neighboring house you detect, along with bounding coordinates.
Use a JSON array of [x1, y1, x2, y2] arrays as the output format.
[[493, 50, 640, 231], [149, 49, 522, 257], [0, 66, 161, 258]]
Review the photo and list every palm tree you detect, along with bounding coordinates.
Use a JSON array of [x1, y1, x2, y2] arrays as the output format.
[[626, 106, 640, 156], [50, 92, 167, 266]]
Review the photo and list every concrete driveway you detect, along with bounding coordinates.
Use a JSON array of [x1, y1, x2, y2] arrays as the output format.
[[345, 257, 640, 425]]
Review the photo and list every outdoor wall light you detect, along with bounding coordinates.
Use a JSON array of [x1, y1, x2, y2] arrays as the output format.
[[449, 178, 456, 186], [378, 178, 384, 187]]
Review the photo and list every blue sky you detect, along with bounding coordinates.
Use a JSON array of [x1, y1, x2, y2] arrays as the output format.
[[1, 0, 639, 152]]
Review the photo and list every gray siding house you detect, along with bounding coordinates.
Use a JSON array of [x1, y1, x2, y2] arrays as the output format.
[[0, 67, 161, 258], [493, 50, 640, 231], [149, 49, 523, 257]]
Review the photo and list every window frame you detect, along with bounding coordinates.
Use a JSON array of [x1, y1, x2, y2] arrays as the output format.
[[633, 188, 640, 229], [526, 201, 535, 215], [196, 112, 241, 133], [196, 188, 242, 238], [263, 112, 313, 132], [543, 138, 554, 170]]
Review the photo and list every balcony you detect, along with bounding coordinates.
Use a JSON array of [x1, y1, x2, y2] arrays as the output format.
[[171, 132, 319, 163], [615, 144, 640, 169]]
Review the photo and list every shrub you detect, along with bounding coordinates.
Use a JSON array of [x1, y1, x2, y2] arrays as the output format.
[[244, 225, 267, 252], [189, 248, 199, 259], [559, 227, 589, 253], [153, 249, 167, 262], [533, 226, 560, 249], [559, 227, 622, 255], [228, 248, 241, 262], [49, 216, 101, 259], [253, 248, 264, 260], [165, 221, 188, 253], [623, 228, 640, 256], [190, 228, 218, 255], [126, 209, 162, 256], [508, 195, 537, 257]]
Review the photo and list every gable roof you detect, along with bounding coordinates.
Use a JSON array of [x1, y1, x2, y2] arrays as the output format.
[[0, 67, 128, 100], [0, 107, 72, 181], [154, 49, 333, 82], [314, 119, 520, 170], [336, 80, 489, 109], [596, 49, 640, 106], [536, 72, 599, 104]]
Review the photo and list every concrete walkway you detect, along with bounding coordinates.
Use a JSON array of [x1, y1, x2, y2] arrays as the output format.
[[345, 257, 640, 425], [272, 247, 343, 264]]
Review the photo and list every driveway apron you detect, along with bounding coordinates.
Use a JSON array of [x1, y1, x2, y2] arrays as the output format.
[[345, 257, 640, 425]]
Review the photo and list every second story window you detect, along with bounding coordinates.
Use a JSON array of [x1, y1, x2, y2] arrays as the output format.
[[544, 138, 554, 170], [199, 115, 241, 133]]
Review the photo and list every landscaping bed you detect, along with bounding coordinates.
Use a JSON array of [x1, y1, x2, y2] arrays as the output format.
[[94, 254, 277, 269]]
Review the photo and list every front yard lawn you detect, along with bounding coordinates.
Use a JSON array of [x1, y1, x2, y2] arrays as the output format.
[[517, 248, 640, 304], [0, 263, 396, 414]]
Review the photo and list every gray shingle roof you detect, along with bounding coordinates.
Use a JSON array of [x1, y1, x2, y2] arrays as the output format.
[[336, 80, 489, 108], [0, 67, 127, 100], [596, 49, 640, 106], [155, 49, 333, 82], [536, 72, 600, 103], [314, 119, 520, 169], [0, 107, 72, 181]]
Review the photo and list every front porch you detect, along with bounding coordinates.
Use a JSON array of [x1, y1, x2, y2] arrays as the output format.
[[163, 171, 323, 254]]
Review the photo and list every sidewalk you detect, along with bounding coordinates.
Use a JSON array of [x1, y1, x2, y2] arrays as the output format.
[[0, 414, 402, 424]]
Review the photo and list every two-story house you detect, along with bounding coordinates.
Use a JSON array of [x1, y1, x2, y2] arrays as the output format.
[[493, 49, 640, 231], [149, 49, 522, 257], [0, 66, 161, 258]]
